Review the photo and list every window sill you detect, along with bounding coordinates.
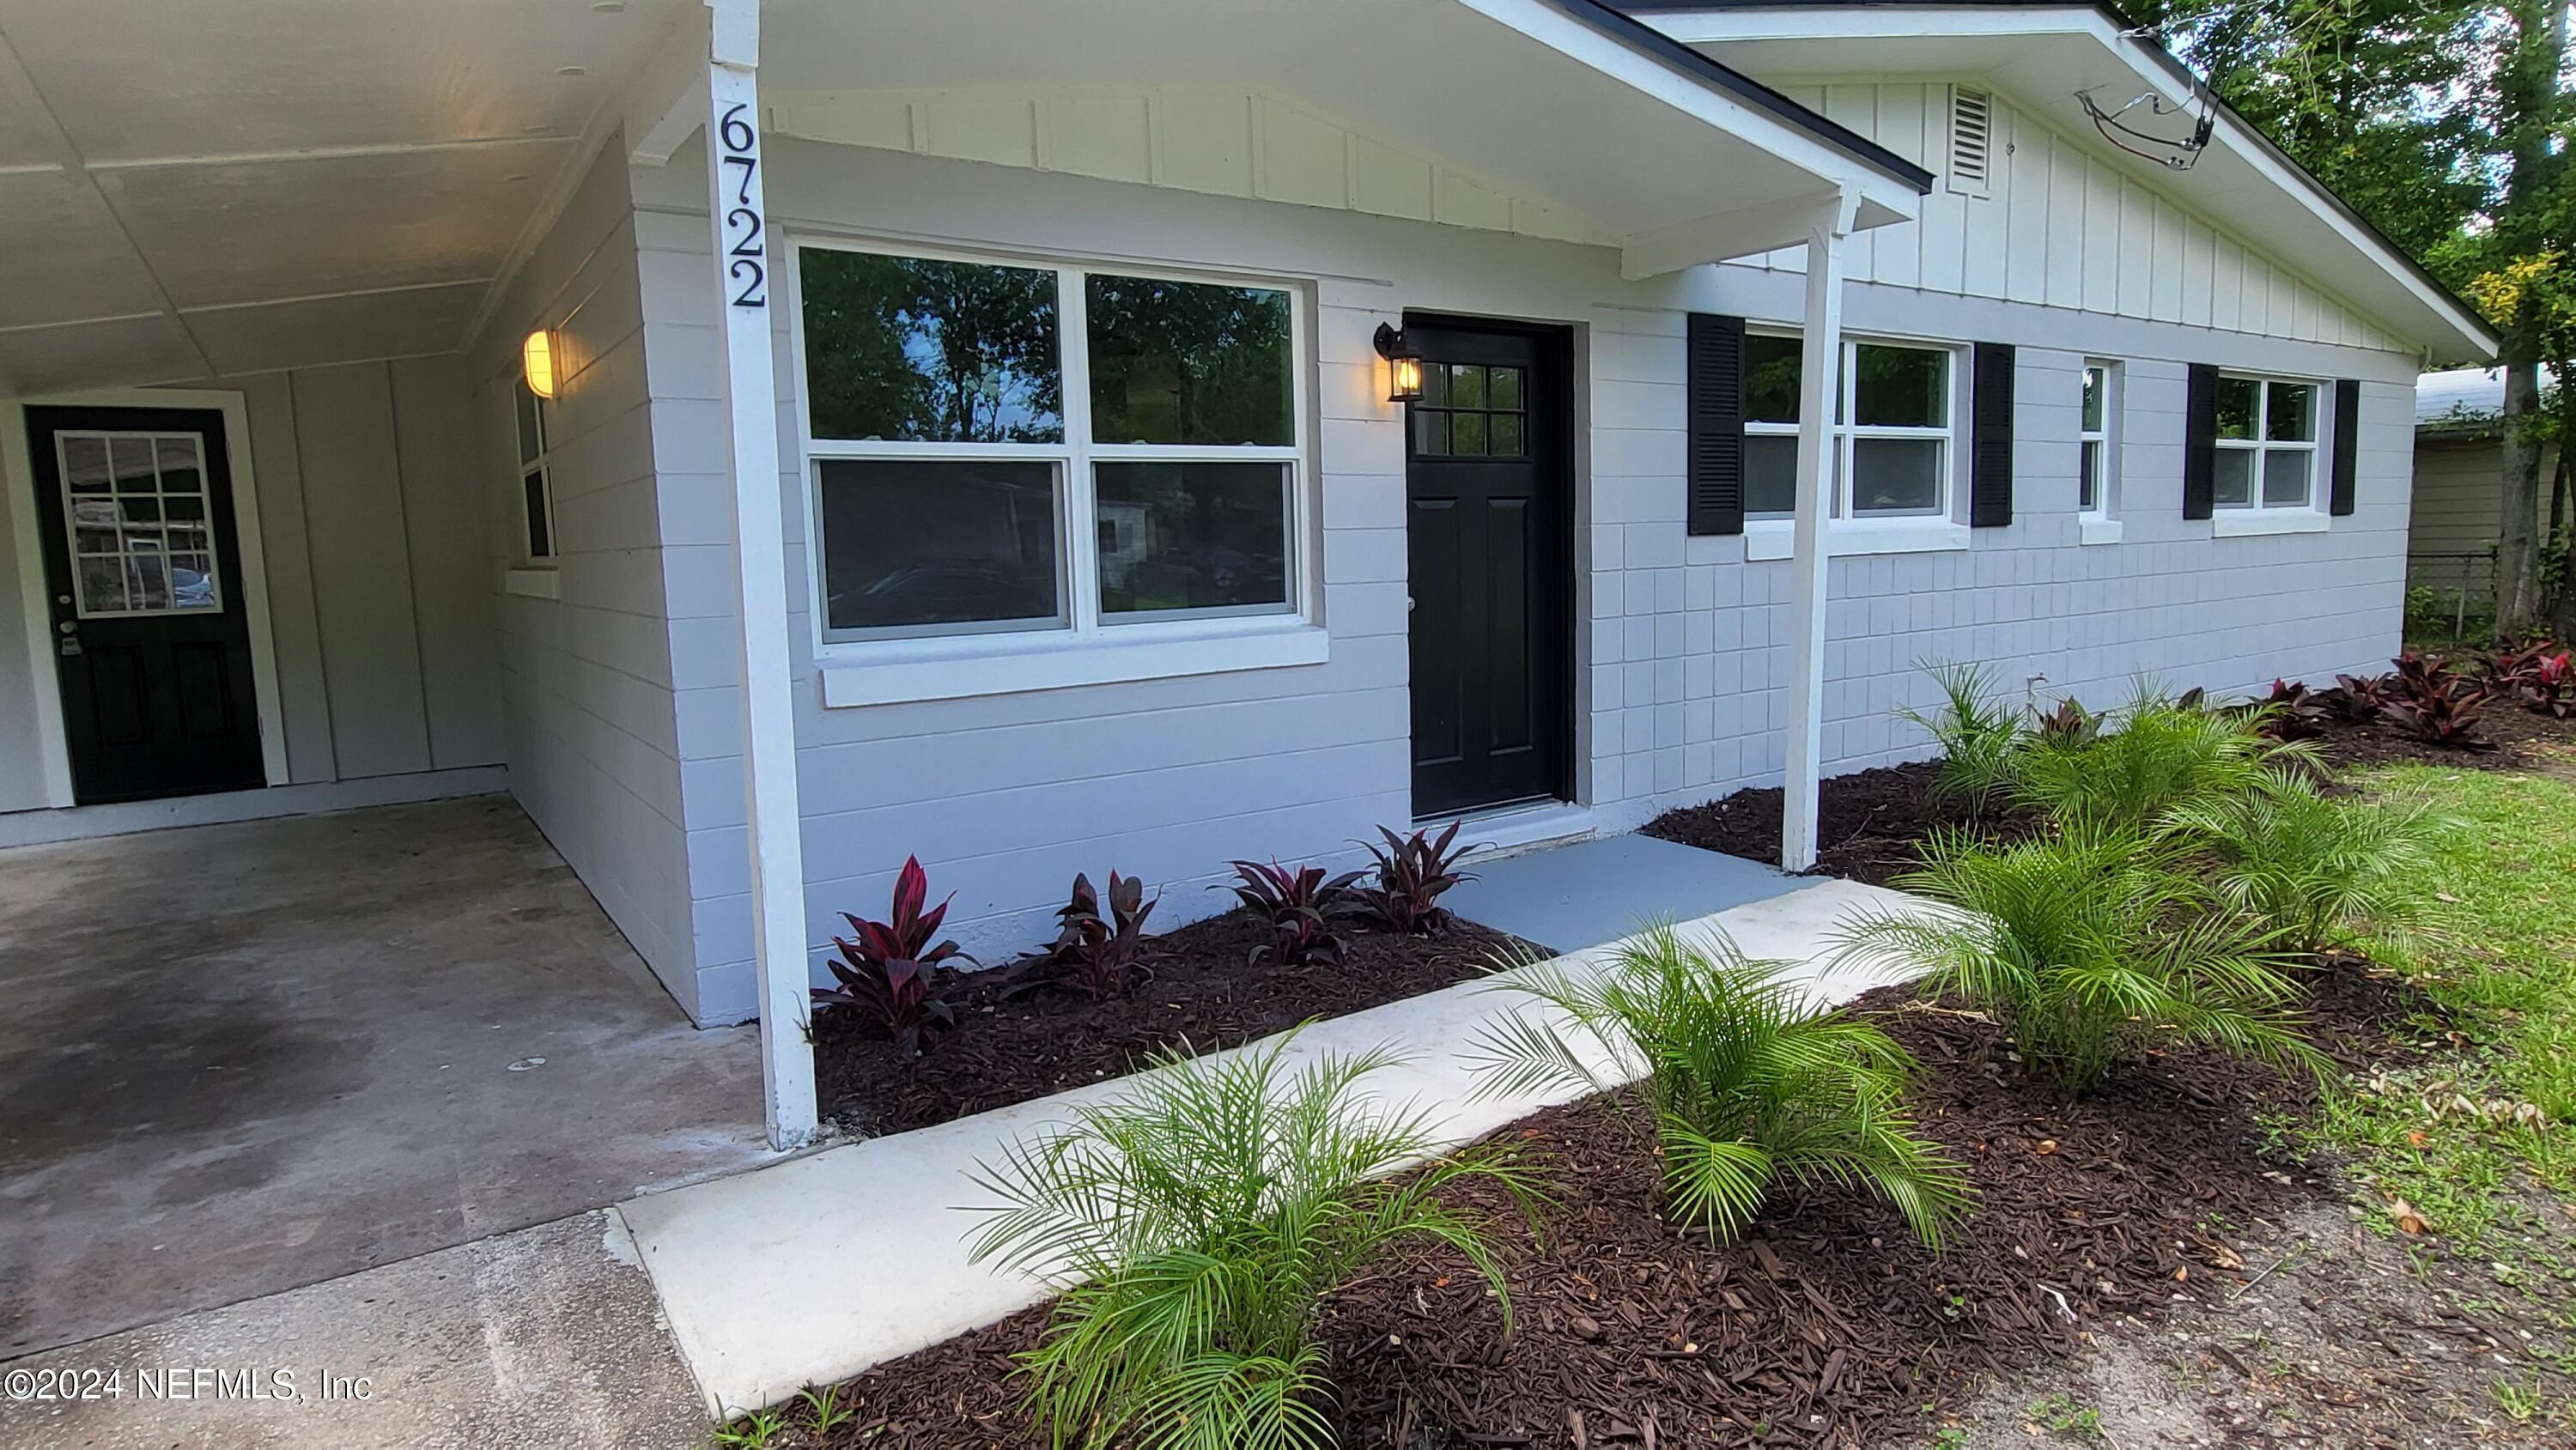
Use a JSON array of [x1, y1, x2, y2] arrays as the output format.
[[2212, 510, 2329, 538], [817, 619, 1329, 707], [1741, 519, 1971, 561], [2079, 517, 2124, 547], [503, 567, 561, 599]]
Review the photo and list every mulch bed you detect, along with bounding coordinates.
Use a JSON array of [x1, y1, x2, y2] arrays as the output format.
[[2306, 703, 2576, 773], [812, 908, 1535, 1138], [1639, 761, 2038, 888], [818, 965, 2438, 1449]]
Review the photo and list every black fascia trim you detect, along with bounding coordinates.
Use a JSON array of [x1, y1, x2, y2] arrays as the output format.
[[1538, 0, 1936, 193], [1607, 1, 2496, 355]]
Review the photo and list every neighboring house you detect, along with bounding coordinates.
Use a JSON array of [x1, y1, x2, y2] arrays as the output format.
[[2409, 365, 2557, 622], [0, 0, 2494, 1144]]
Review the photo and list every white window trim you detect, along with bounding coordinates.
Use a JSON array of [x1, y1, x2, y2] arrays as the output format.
[[2211, 371, 2325, 527], [787, 235, 1324, 707], [2078, 360, 2123, 546], [512, 379, 560, 570], [1741, 329, 1970, 559]]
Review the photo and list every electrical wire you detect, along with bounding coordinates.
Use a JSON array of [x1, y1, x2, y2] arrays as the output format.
[[2076, 87, 2215, 171]]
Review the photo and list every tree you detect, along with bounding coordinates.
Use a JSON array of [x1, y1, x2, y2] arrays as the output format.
[[2147, 1, 2573, 637]]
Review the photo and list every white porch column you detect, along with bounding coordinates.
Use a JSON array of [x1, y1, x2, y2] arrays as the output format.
[[702, 0, 817, 1149], [1781, 202, 1850, 873]]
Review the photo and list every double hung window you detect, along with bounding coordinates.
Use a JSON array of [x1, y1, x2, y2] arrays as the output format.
[[796, 244, 1304, 647]]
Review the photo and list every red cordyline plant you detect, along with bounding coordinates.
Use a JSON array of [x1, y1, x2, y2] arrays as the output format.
[[2321, 672, 2391, 724], [2379, 652, 2489, 748], [1227, 859, 1363, 966], [814, 855, 966, 1055], [1358, 821, 1484, 935], [2494, 640, 2576, 719], [1030, 871, 1157, 998], [2249, 679, 2330, 741]]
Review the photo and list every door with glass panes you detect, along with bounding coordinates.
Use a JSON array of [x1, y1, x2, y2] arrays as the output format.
[[1402, 319, 1572, 817], [26, 406, 263, 804]]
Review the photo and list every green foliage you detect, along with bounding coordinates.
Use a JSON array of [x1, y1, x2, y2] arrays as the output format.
[[2165, 768, 2448, 955], [704, 1408, 786, 1449], [1838, 819, 2325, 1094], [1467, 924, 1971, 1247], [967, 1031, 1534, 1450], [1897, 661, 2026, 816], [2008, 684, 2313, 829]]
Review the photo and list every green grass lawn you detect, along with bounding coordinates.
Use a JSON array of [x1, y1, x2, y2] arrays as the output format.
[[2302, 759, 2576, 1252]]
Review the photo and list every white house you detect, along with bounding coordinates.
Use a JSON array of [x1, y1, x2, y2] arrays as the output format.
[[0, 0, 2495, 1146]]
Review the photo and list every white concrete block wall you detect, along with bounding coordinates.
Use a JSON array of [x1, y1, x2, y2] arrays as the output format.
[[627, 140, 2421, 1018], [468, 139, 704, 1019]]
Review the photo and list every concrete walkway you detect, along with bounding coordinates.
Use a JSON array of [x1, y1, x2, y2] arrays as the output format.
[[0, 1211, 707, 1450], [618, 876, 1930, 1416], [1443, 832, 1807, 953], [0, 797, 775, 1358]]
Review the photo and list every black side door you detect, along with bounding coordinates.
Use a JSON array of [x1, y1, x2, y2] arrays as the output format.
[[1403, 318, 1573, 818], [26, 406, 264, 804]]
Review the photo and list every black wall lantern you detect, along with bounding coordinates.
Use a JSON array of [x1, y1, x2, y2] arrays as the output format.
[[1374, 323, 1424, 403]]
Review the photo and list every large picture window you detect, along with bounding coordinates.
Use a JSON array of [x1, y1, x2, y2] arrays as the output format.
[[797, 244, 1303, 645], [2213, 374, 2318, 512], [1741, 334, 1957, 521]]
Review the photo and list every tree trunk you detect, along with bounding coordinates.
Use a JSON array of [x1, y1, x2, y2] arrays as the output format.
[[2493, 0, 2569, 640]]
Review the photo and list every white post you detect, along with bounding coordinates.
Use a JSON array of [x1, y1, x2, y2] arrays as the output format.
[[702, 0, 817, 1150], [1781, 204, 1849, 873]]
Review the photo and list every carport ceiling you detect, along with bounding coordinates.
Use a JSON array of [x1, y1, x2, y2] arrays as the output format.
[[0, 0, 692, 397]]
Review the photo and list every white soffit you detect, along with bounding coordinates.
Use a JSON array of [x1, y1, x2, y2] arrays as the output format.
[[1637, 4, 2496, 361], [756, 0, 1923, 270], [0, 0, 692, 396]]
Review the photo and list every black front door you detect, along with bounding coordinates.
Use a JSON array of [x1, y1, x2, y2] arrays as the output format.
[[1404, 318, 1573, 818], [27, 406, 264, 804]]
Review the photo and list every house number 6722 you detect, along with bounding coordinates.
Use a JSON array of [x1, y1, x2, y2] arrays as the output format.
[[717, 102, 766, 309]]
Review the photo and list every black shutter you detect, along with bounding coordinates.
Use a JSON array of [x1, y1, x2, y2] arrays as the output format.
[[1686, 312, 1746, 537], [2330, 378, 2360, 516], [1969, 342, 2014, 528], [2183, 363, 2219, 520]]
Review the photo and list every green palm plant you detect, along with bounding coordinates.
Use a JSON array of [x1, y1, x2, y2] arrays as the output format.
[[1836, 819, 2327, 1094], [1897, 660, 2026, 816], [967, 1032, 1535, 1450], [1466, 924, 1971, 1248], [2009, 683, 2314, 828], [2164, 769, 2446, 957]]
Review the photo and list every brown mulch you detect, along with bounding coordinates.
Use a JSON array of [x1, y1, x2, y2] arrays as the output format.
[[812, 908, 1535, 1138], [1639, 761, 2038, 888], [2306, 702, 2576, 774], [817, 966, 2436, 1449]]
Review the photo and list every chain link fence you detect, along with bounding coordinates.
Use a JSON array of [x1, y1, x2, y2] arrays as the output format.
[[2406, 550, 2497, 639]]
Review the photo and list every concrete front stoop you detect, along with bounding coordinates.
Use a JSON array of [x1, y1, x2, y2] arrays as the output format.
[[617, 876, 1941, 1417]]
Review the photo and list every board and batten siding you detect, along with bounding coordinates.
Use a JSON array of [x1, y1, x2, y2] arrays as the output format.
[[629, 136, 2418, 1020], [468, 138, 708, 1018], [1733, 82, 2407, 356], [0, 356, 501, 817]]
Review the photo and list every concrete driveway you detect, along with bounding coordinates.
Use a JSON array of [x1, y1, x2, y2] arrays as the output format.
[[0, 796, 775, 1359]]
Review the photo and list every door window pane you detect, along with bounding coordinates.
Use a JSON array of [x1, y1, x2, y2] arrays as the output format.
[[816, 458, 1061, 634], [800, 251, 1063, 443], [1407, 361, 1526, 459], [1085, 275, 1291, 446], [1745, 434, 1798, 516], [2263, 448, 2312, 507], [2213, 449, 2254, 507], [1747, 335, 1801, 424], [1094, 461, 1290, 616], [2215, 378, 2260, 440], [59, 431, 220, 616], [1850, 344, 1946, 428], [2266, 381, 2315, 441], [1850, 437, 1945, 515]]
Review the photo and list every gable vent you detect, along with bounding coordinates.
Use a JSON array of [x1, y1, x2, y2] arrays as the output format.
[[1947, 84, 1995, 197]]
